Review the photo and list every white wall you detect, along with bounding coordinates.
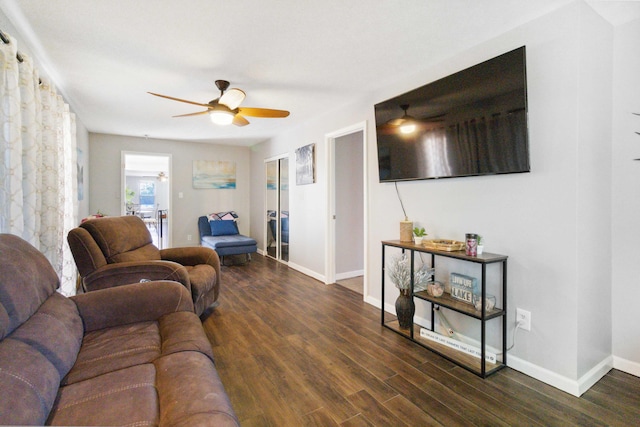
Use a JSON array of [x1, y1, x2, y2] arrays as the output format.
[[89, 133, 251, 247], [612, 16, 640, 376], [250, 1, 621, 394]]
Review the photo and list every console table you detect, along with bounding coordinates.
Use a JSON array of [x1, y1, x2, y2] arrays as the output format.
[[381, 240, 508, 377]]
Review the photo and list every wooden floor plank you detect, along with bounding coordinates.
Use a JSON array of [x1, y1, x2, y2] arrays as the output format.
[[382, 394, 444, 427], [384, 374, 472, 427], [346, 389, 409, 427], [501, 368, 636, 427], [203, 254, 640, 427], [417, 360, 543, 426]]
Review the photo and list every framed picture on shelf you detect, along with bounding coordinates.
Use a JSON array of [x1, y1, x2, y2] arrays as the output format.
[[450, 272, 478, 305]]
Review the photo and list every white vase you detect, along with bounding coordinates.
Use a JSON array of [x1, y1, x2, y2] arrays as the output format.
[[477, 245, 484, 255], [414, 236, 423, 245]]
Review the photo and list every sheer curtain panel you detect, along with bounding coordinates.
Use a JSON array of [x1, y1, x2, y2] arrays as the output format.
[[0, 32, 78, 295]]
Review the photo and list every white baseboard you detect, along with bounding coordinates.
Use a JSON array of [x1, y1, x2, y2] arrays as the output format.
[[613, 356, 640, 378], [287, 261, 326, 283], [369, 298, 614, 397], [336, 270, 364, 281], [508, 354, 612, 397]]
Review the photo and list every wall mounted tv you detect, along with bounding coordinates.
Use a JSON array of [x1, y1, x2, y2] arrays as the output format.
[[375, 46, 530, 182]]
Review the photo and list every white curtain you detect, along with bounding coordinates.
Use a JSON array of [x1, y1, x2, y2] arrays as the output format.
[[0, 32, 78, 296]]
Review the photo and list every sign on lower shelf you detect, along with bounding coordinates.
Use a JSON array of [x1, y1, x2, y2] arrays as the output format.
[[420, 328, 497, 364]]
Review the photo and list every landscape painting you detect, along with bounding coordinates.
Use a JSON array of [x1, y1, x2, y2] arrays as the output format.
[[193, 160, 236, 189]]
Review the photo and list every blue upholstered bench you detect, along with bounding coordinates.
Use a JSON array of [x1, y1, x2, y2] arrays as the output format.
[[198, 215, 257, 265]]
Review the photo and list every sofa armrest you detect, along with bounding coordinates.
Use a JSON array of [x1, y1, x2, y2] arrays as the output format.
[[161, 246, 220, 276], [198, 215, 212, 239], [82, 260, 191, 292], [71, 281, 194, 332]]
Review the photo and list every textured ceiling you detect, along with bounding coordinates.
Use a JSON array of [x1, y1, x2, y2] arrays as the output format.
[[0, 0, 635, 146]]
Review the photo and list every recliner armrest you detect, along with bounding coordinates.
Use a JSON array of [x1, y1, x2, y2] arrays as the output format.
[[71, 281, 194, 332], [82, 260, 191, 293], [160, 246, 220, 275]]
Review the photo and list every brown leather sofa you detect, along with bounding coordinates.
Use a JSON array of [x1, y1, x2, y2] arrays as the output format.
[[0, 234, 239, 426], [68, 215, 220, 316]]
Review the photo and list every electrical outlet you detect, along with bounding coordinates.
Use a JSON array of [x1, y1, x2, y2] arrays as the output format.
[[516, 308, 531, 331], [187, 234, 192, 241]]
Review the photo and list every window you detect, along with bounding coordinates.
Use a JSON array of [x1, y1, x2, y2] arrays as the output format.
[[139, 181, 155, 210]]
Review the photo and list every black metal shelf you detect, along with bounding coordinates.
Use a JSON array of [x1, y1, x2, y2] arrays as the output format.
[[381, 240, 508, 378]]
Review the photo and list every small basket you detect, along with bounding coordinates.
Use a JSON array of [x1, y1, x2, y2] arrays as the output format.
[[422, 239, 465, 252]]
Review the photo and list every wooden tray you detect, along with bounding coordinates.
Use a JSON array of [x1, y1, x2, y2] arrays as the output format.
[[422, 239, 465, 251]]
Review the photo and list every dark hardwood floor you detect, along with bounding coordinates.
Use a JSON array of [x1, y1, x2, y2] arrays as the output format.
[[202, 254, 640, 426]]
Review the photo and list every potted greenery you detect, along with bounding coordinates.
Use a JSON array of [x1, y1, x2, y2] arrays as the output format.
[[125, 187, 135, 212], [477, 235, 484, 255], [413, 227, 427, 245]]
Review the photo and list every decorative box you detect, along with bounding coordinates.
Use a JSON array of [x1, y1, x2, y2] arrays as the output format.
[[449, 272, 478, 305]]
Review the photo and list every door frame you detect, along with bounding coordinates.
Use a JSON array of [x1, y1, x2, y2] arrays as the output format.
[[121, 151, 172, 248], [324, 121, 368, 296]]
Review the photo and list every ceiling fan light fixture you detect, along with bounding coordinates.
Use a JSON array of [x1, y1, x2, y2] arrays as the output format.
[[400, 122, 417, 134], [209, 105, 235, 125], [157, 171, 168, 182]]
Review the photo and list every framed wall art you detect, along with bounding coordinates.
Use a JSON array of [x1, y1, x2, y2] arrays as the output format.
[[193, 160, 236, 189], [295, 143, 315, 185]]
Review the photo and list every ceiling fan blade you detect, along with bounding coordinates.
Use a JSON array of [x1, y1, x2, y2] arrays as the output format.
[[238, 107, 290, 118], [233, 114, 250, 127], [148, 92, 211, 108], [172, 110, 210, 118], [220, 88, 246, 110], [387, 118, 406, 126]]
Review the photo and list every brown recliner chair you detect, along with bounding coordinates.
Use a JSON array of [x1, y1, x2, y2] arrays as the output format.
[[68, 215, 220, 316]]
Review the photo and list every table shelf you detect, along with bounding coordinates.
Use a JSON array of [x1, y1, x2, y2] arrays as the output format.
[[381, 240, 508, 378]]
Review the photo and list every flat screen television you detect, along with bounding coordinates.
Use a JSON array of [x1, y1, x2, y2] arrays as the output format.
[[374, 46, 530, 182]]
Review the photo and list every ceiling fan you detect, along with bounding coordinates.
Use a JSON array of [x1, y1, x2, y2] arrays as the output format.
[[148, 80, 290, 127], [378, 104, 444, 135]]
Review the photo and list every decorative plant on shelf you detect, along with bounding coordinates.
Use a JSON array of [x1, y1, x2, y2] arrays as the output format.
[[477, 235, 484, 255], [387, 254, 433, 329], [413, 227, 427, 244]]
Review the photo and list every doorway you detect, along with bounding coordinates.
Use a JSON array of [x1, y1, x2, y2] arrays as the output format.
[[265, 155, 289, 263], [325, 122, 367, 296], [122, 152, 171, 249]]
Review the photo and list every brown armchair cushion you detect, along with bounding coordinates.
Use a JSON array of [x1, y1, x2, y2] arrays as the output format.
[[78, 215, 161, 263]]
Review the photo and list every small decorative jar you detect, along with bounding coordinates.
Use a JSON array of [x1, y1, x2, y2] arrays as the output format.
[[473, 294, 496, 312], [426, 280, 444, 297]]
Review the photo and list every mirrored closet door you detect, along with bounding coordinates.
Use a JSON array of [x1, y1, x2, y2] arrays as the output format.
[[265, 156, 289, 262]]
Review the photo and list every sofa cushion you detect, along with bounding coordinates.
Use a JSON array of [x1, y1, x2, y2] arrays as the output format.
[[9, 293, 83, 379], [0, 234, 59, 339], [210, 219, 239, 236], [201, 234, 256, 249], [0, 338, 61, 425], [47, 363, 159, 426], [156, 351, 238, 426], [62, 321, 161, 385], [0, 294, 82, 426], [80, 216, 161, 263]]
